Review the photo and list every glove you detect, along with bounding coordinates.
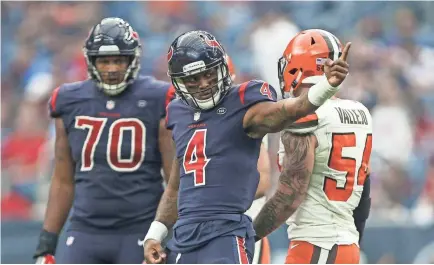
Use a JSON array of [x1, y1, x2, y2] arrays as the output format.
[[33, 229, 58, 264], [35, 255, 56, 264]]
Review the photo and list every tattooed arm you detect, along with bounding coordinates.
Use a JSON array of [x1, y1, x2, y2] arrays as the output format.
[[155, 155, 180, 228], [43, 118, 75, 234], [243, 91, 317, 139], [253, 132, 316, 240]]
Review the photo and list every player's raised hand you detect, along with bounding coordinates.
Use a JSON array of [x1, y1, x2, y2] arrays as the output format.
[[324, 42, 351, 87], [144, 239, 166, 264]]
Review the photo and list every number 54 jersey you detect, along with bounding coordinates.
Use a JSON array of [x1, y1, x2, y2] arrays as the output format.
[[278, 98, 373, 250], [48, 76, 174, 233]]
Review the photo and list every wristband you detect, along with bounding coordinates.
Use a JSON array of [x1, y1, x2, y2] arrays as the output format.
[[33, 229, 58, 259], [307, 77, 339, 106], [143, 221, 169, 243]]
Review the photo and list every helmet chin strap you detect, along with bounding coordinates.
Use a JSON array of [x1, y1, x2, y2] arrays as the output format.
[[98, 81, 128, 96]]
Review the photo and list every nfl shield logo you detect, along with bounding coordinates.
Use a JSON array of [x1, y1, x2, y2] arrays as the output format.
[[66, 236, 74, 246], [137, 100, 147, 108], [106, 100, 115, 110], [194, 112, 201, 121]]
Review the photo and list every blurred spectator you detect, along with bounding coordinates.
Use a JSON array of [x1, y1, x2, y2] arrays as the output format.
[[249, 11, 299, 93], [2, 102, 49, 219]]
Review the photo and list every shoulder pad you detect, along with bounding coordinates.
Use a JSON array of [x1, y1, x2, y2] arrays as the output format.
[[284, 113, 319, 134], [238, 80, 277, 106], [47, 80, 91, 118]]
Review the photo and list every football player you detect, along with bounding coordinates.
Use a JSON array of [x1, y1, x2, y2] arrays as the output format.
[[253, 29, 371, 264], [143, 30, 351, 264], [33, 17, 175, 264]]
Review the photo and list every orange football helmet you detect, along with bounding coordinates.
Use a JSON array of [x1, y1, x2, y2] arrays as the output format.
[[225, 54, 236, 82], [278, 29, 342, 98]]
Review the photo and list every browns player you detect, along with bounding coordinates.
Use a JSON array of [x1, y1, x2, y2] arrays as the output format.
[[253, 29, 370, 264]]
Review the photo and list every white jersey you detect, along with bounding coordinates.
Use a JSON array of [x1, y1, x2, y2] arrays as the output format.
[[278, 98, 373, 250]]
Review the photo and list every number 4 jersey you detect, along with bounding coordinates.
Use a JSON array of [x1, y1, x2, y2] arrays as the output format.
[[278, 98, 373, 250], [48, 76, 175, 233], [166, 80, 277, 253]]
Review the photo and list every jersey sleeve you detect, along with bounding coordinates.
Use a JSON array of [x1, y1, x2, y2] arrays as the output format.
[[165, 101, 175, 130], [47, 86, 64, 118], [160, 84, 176, 119], [238, 80, 277, 108], [284, 113, 319, 134]]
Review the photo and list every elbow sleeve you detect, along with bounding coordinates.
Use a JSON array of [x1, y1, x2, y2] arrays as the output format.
[[353, 176, 371, 243]]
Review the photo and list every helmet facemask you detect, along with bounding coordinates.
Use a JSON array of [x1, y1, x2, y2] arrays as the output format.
[[171, 59, 231, 110], [84, 48, 141, 96], [278, 56, 303, 99]]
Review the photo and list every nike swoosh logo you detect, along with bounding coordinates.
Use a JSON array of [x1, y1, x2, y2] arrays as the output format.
[[290, 243, 300, 249]]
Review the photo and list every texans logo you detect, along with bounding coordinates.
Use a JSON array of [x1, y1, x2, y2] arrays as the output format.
[[124, 27, 139, 44], [131, 30, 139, 40], [167, 46, 174, 62], [203, 35, 224, 53]]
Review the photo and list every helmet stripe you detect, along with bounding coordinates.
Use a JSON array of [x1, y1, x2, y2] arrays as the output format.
[[318, 30, 340, 61]]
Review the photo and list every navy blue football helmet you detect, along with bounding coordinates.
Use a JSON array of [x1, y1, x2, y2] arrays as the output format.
[[83, 17, 141, 95], [167, 30, 232, 110]]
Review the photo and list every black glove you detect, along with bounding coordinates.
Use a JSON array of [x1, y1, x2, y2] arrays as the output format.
[[33, 229, 59, 260]]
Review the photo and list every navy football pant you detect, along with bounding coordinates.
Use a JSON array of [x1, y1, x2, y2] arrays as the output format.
[[57, 230, 146, 264], [167, 235, 254, 264]]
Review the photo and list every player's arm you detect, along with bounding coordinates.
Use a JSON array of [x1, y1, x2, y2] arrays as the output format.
[[158, 118, 175, 183], [253, 132, 316, 240], [143, 155, 179, 264], [255, 142, 271, 199], [353, 172, 371, 244], [244, 92, 316, 138], [155, 156, 180, 228], [34, 118, 75, 260], [244, 42, 351, 139]]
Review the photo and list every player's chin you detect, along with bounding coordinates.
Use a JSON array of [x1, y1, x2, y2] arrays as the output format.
[[196, 94, 213, 101], [196, 88, 218, 101], [103, 79, 123, 85]]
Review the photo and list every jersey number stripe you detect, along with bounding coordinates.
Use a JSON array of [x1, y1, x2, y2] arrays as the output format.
[[183, 129, 210, 186], [323, 133, 372, 202], [75, 116, 146, 172]]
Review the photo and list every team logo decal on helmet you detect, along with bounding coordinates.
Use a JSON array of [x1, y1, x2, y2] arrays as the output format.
[[203, 34, 224, 54], [167, 46, 174, 62]]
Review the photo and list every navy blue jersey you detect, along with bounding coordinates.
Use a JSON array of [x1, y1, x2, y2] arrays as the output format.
[[166, 80, 277, 252], [48, 75, 175, 233]]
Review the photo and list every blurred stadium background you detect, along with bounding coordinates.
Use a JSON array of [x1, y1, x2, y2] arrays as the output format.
[[2, 1, 434, 263]]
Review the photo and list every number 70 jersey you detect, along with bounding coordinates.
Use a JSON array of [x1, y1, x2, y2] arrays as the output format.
[[278, 98, 373, 250], [47, 76, 174, 232]]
